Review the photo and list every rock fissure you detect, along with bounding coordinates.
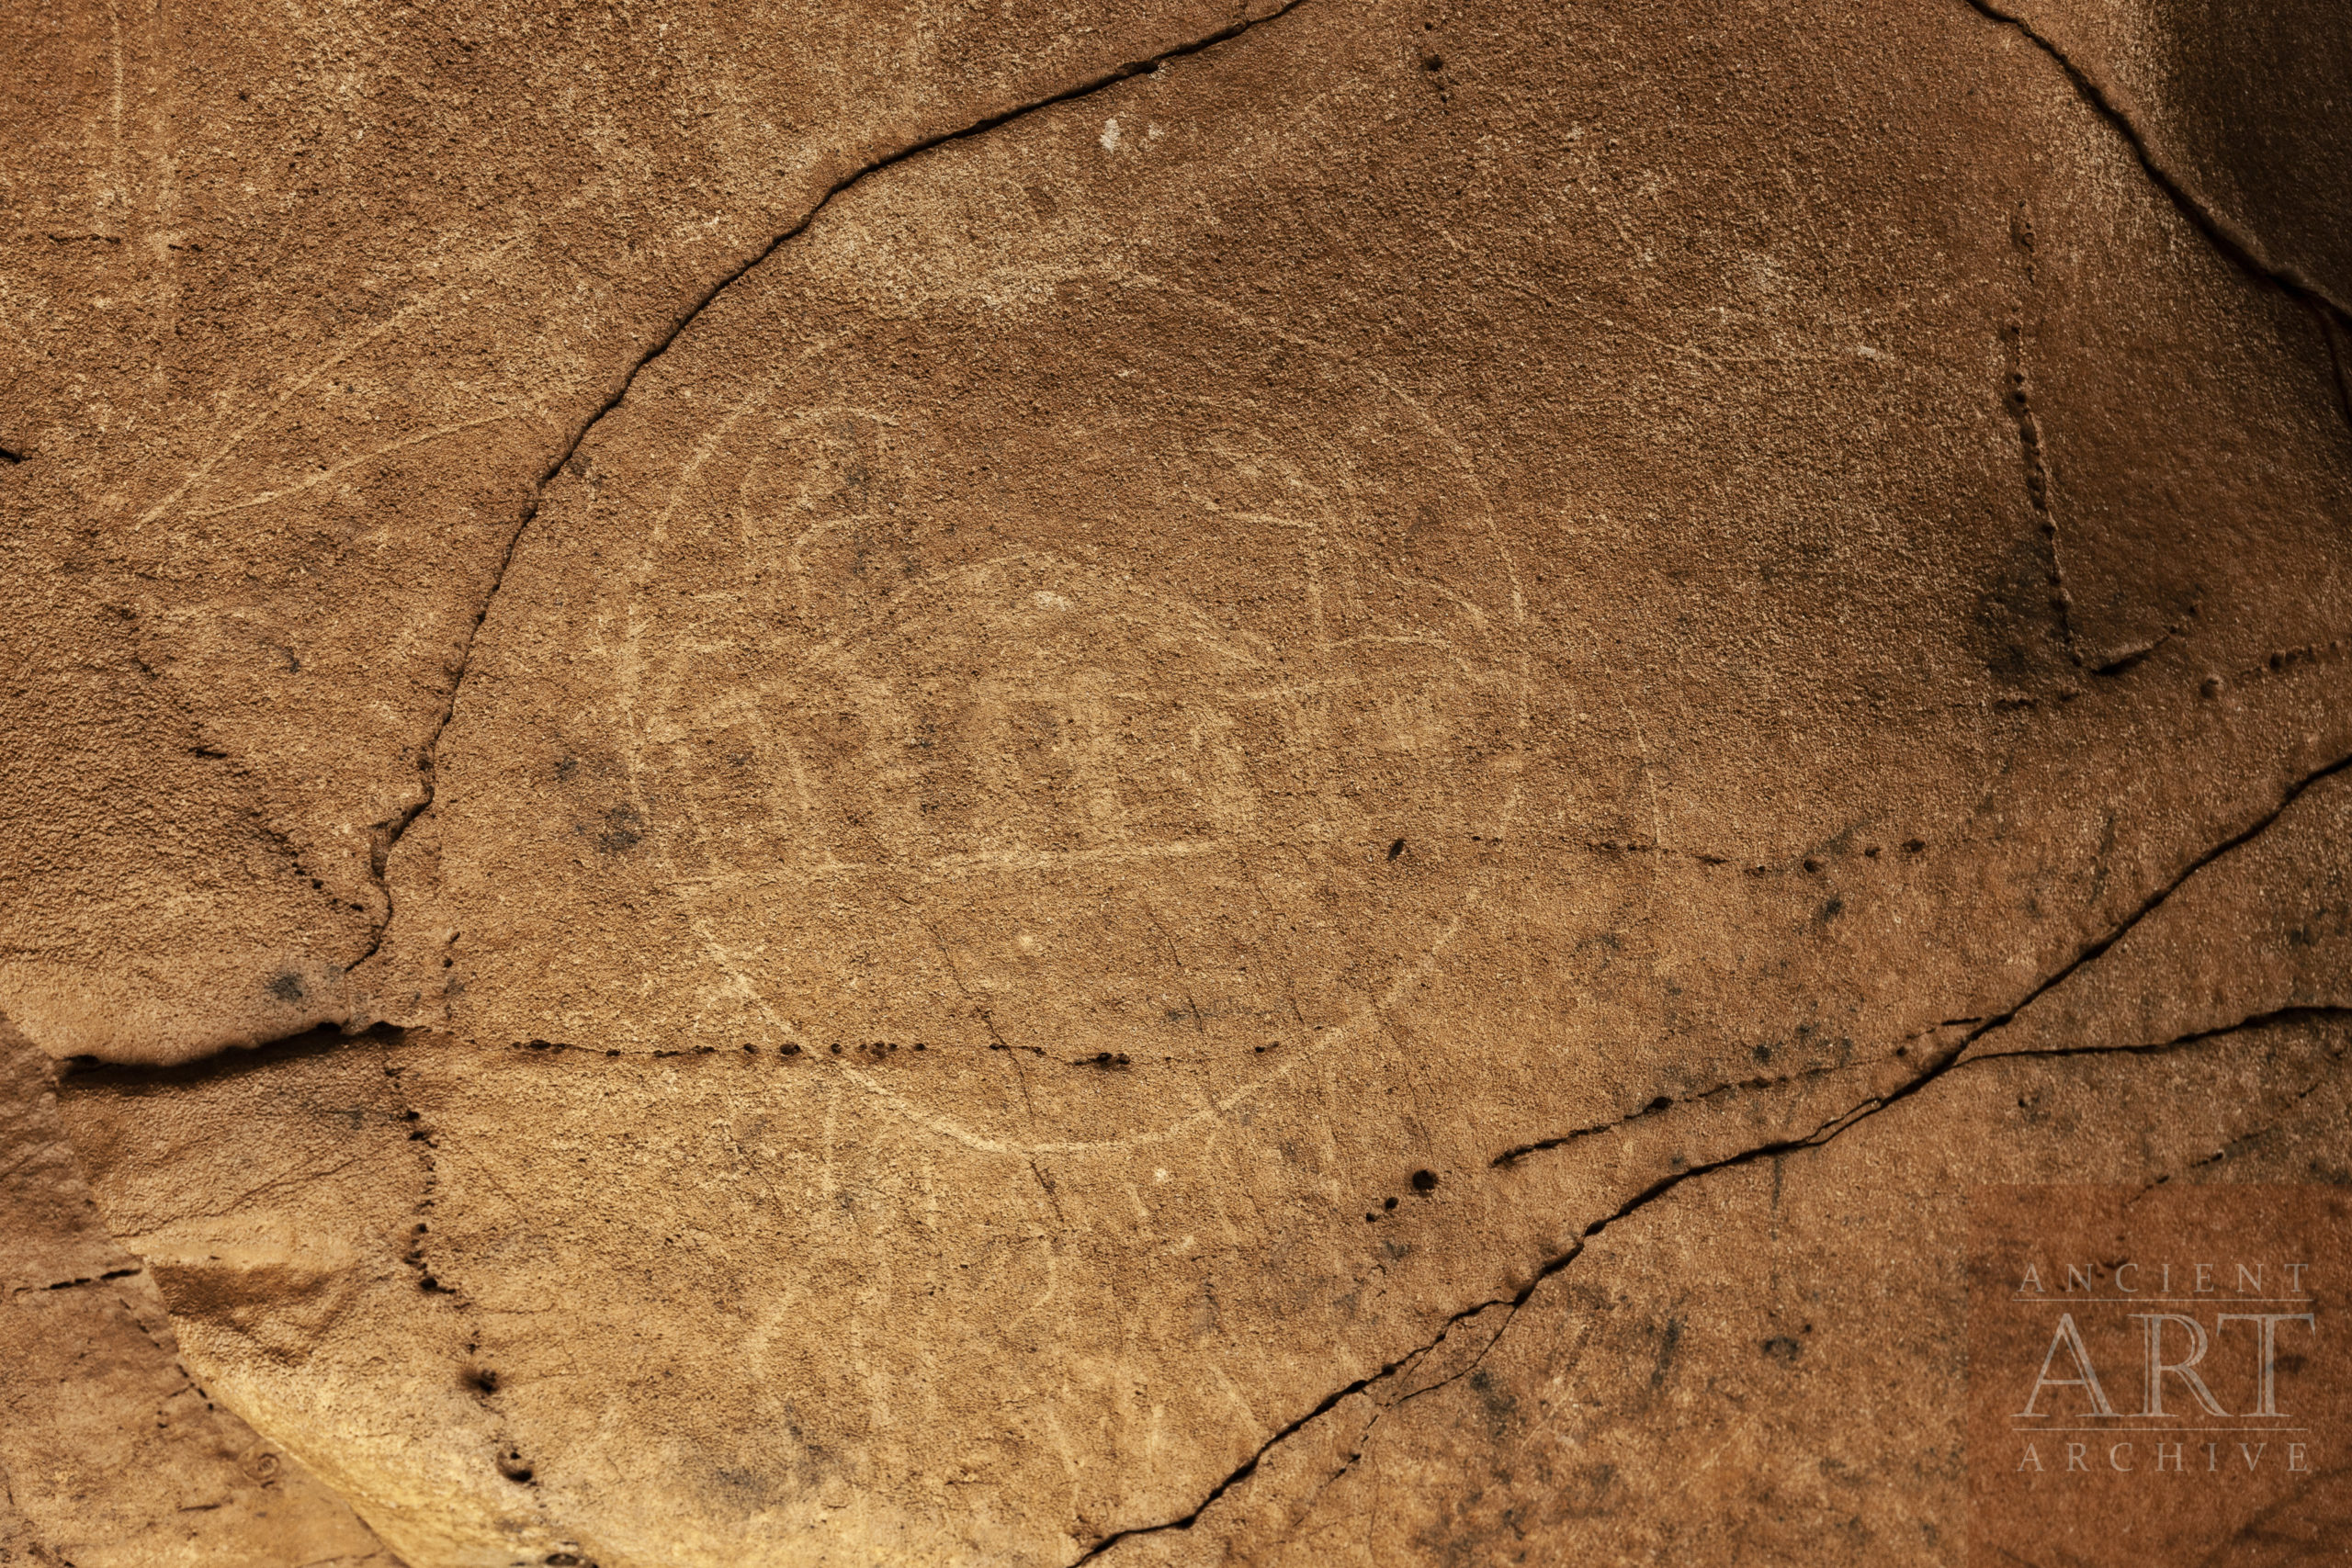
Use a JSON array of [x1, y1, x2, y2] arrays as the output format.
[[1491, 1060, 1859, 1168], [17, 3, 2352, 1555], [2133, 1049, 2349, 1200], [1070, 1291, 1522, 1563], [2324, 310, 2352, 438], [1958, 0, 2352, 325], [1969, 1004, 2352, 1068], [10, 1267, 141, 1298], [1074, 1000, 2343, 1561], [1073, 745, 2352, 1557], [334, 0, 1320, 1014]]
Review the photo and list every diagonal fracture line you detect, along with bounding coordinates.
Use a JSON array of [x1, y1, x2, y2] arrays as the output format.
[[1958, 0, 2349, 322], [1074, 744, 2352, 1561], [338, 0, 1319, 983]]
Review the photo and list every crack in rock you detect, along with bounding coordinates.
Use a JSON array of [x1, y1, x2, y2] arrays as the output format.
[[1071, 744, 2352, 1560], [1957, 0, 2350, 324], [2130, 1034, 2349, 1200], [337, 0, 1318, 1004], [1079, 1001, 2349, 1562], [9, 1267, 141, 1298]]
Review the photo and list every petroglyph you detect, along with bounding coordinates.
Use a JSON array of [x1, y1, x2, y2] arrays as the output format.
[[6, 0, 2350, 1562]]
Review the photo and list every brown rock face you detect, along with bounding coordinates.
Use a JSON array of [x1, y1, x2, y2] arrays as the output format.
[[5, 0, 2347, 1562]]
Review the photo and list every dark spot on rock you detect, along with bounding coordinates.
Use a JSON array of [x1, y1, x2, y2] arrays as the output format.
[[1753, 1044, 1772, 1063], [783, 1043, 802, 1055], [1803, 858, 1821, 873], [1820, 897, 1844, 921], [1904, 838, 1926, 853], [1411, 1168, 1439, 1193], [1384, 1196, 1398, 1211], [1387, 837, 1407, 861], [595, 805, 645, 854], [1762, 1336, 1802, 1363], [1646, 1095, 1672, 1112], [495, 1445, 534, 1483], [268, 972, 305, 1001], [462, 1365, 499, 1395]]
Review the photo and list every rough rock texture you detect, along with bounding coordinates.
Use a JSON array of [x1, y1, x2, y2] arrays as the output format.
[[0, 1022, 398, 1565], [5, 0, 2349, 1562], [2, 0, 1292, 1063], [1090, 1013, 2352, 1568]]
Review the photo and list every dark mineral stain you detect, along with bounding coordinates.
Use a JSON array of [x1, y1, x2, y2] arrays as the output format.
[[595, 805, 645, 854]]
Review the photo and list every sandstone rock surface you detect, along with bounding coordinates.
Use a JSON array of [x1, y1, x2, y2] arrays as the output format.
[[4, 0, 2348, 1562]]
